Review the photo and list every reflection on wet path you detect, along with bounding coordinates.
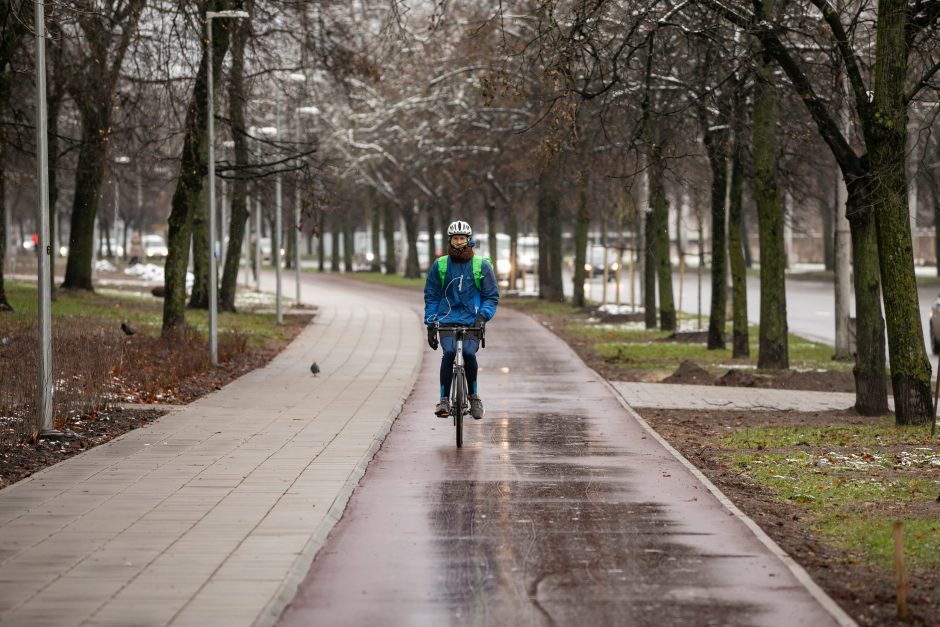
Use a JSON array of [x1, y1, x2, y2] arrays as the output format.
[[279, 307, 839, 627]]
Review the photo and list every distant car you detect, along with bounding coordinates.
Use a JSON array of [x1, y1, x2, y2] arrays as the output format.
[[930, 295, 940, 353], [569, 245, 621, 281], [142, 234, 168, 259]]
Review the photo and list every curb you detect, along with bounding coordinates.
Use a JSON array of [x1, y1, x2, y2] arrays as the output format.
[[252, 319, 424, 627], [601, 377, 858, 627]]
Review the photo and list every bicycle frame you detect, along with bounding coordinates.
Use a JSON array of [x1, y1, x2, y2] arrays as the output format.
[[435, 324, 484, 448]]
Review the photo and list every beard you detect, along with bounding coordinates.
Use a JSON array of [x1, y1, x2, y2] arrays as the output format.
[[448, 244, 474, 262]]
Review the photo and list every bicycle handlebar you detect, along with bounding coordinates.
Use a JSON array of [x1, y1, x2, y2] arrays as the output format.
[[433, 322, 486, 348]]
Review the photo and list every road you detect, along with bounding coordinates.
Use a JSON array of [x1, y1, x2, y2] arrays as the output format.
[[564, 268, 939, 355]]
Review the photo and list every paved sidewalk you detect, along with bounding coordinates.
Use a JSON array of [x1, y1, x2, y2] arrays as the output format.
[[613, 381, 893, 412], [0, 276, 421, 626]]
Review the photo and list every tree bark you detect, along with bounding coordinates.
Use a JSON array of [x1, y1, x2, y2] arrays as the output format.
[[402, 203, 421, 279], [728, 133, 749, 358], [704, 127, 728, 347], [753, 10, 789, 369], [383, 202, 397, 274], [537, 162, 564, 301], [572, 174, 590, 308], [845, 179, 889, 415], [0, 140, 10, 311], [370, 205, 381, 272], [343, 212, 354, 272], [162, 1, 233, 332], [869, 0, 931, 424], [643, 206, 657, 329], [330, 215, 340, 272], [219, 16, 250, 313], [649, 140, 675, 331]]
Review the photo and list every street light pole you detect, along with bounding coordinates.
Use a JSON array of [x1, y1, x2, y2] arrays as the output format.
[[34, 0, 53, 432], [274, 102, 283, 325], [206, 9, 249, 366]]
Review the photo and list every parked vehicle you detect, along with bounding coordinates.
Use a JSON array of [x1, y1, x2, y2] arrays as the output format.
[[142, 234, 169, 259], [569, 245, 621, 280], [929, 295, 940, 353]]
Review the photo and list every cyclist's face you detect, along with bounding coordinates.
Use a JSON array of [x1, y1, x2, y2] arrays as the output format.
[[450, 235, 468, 249]]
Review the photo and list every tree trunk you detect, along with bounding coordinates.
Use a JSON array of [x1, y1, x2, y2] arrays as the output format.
[[0, 142, 10, 311], [62, 111, 110, 290], [822, 177, 835, 271], [219, 16, 249, 313], [330, 215, 340, 272], [402, 203, 420, 279], [316, 211, 325, 272], [704, 129, 728, 347], [868, 0, 931, 424], [370, 204, 381, 272], [486, 195, 497, 263], [753, 17, 789, 369], [643, 207, 657, 329], [650, 141, 675, 331], [162, 3, 232, 332], [343, 212, 354, 272], [572, 174, 590, 308], [383, 202, 397, 274], [845, 180, 889, 415], [728, 132, 749, 358], [188, 184, 210, 308], [426, 205, 436, 269], [537, 163, 564, 301]]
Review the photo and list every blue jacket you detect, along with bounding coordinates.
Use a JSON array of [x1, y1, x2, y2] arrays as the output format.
[[424, 253, 499, 326]]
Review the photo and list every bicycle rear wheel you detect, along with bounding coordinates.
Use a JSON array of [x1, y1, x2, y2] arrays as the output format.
[[454, 369, 466, 448]]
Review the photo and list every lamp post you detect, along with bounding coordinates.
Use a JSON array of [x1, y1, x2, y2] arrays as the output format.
[[34, 0, 52, 432], [207, 9, 249, 366]]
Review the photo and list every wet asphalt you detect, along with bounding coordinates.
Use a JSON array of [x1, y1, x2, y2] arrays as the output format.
[[276, 283, 842, 627]]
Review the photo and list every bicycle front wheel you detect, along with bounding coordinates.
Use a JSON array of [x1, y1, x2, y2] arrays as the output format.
[[454, 369, 466, 448]]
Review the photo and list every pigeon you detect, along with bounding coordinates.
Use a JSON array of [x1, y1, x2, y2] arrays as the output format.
[[120, 322, 136, 336], [310, 362, 320, 376]]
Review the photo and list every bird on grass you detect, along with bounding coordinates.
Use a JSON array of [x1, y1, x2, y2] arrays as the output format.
[[310, 362, 320, 376], [120, 322, 136, 336]]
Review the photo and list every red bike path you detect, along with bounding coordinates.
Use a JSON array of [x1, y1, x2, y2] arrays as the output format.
[[276, 286, 848, 626]]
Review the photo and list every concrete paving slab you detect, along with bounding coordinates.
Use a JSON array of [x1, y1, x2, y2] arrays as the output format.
[[0, 274, 421, 626], [613, 380, 891, 412]]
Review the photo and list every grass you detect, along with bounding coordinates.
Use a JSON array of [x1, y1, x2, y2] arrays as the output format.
[[721, 425, 940, 570], [2, 281, 300, 348], [502, 294, 848, 373], [342, 271, 425, 290]]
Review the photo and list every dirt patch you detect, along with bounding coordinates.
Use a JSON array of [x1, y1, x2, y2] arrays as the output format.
[[640, 407, 940, 626], [661, 360, 714, 385], [714, 367, 859, 393]]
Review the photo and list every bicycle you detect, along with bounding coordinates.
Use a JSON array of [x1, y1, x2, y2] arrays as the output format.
[[435, 322, 485, 448]]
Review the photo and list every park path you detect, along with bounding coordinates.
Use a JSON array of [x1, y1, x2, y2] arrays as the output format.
[[277, 291, 854, 627], [0, 275, 420, 626]]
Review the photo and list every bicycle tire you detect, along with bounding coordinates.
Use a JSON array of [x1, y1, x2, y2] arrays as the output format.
[[454, 369, 466, 448]]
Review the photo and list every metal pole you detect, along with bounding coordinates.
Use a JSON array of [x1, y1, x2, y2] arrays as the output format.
[[207, 16, 219, 366], [255, 193, 261, 291], [113, 176, 119, 258], [294, 115, 301, 306], [275, 103, 283, 324], [34, 0, 53, 432]]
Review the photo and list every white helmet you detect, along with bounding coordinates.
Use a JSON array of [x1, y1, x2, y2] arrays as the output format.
[[447, 220, 472, 238]]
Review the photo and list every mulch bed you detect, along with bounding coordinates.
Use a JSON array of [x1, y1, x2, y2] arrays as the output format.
[[0, 323, 309, 491]]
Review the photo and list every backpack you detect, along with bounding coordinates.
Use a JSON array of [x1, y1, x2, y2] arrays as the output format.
[[437, 255, 490, 289]]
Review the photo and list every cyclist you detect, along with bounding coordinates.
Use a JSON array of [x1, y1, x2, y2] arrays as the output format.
[[424, 220, 499, 420]]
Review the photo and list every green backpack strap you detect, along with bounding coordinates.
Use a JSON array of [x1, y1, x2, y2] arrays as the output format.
[[438, 254, 491, 289], [437, 256, 448, 288]]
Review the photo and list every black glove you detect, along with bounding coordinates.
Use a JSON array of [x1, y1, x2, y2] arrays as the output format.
[[472, 314, 486, 329], [427, 326, 439, 350]]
